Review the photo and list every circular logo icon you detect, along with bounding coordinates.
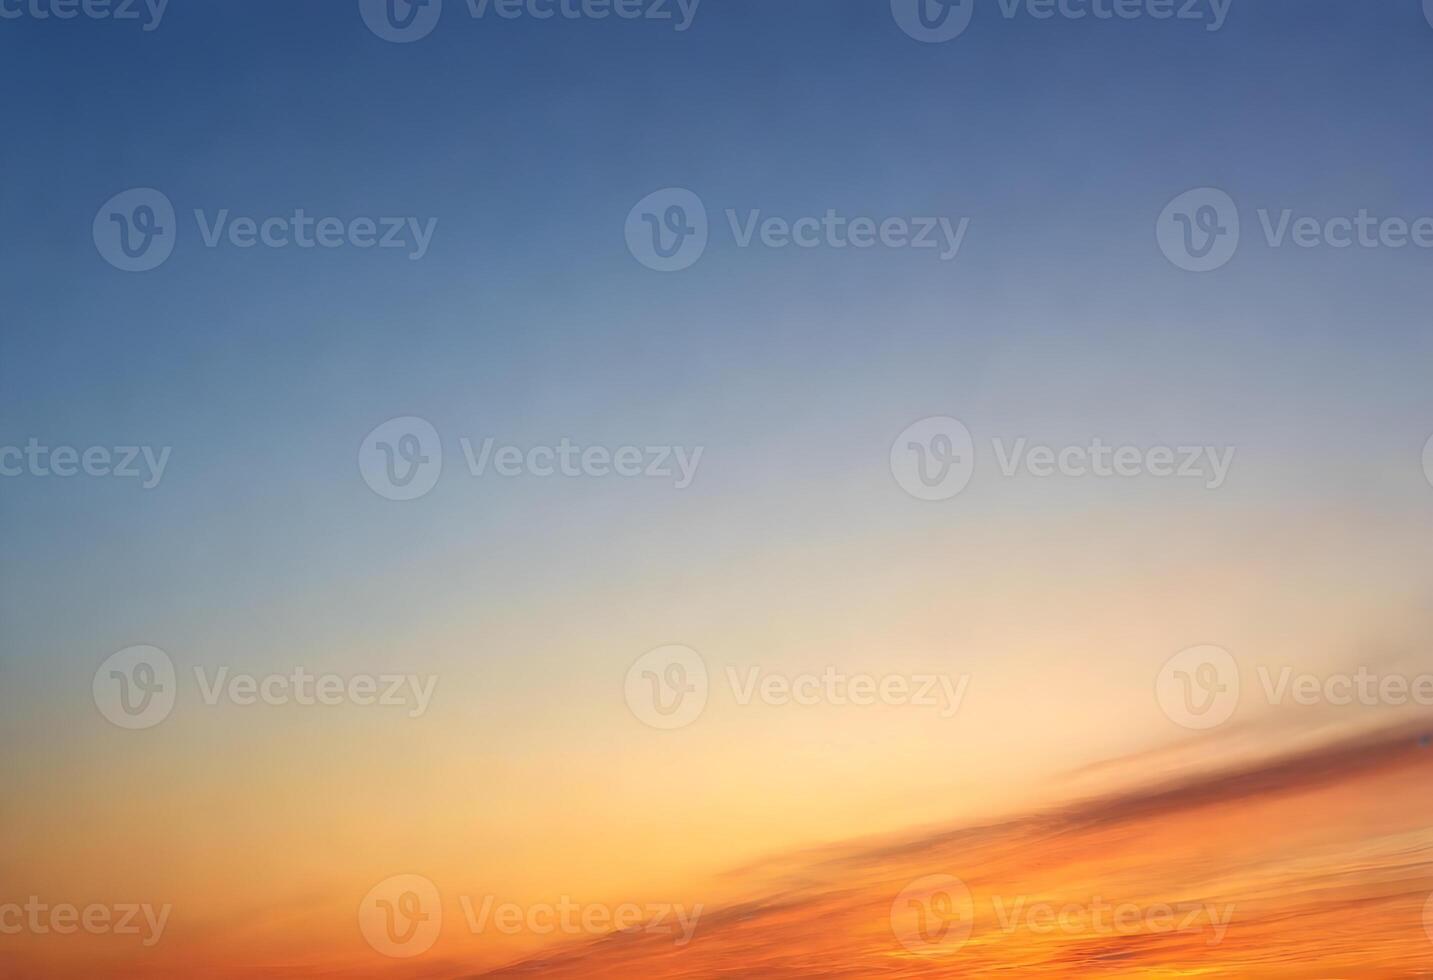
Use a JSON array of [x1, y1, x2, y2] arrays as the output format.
[[93, 189, 177, 273], [890, 874, 975, 954], [890, 417, 975, 501], [1424, 0, 1433, 30], [891, 0, 974, 43], [1156, 645, 1240, 730], [625, 188, 708, 272], [93, 645, 177, 730], [1422, 434, 1433, 489], [625, 644, 709, 730], [1422, 890, 1433, 944], [359, 874, 442, 958], [1157, 188, 1240, 273], [359, 417, 443, 501], [359, 0, 442, 42]]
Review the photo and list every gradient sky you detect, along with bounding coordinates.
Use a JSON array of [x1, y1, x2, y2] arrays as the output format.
[[3, 1, 1433, 976]]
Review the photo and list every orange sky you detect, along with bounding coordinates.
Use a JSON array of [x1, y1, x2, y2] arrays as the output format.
[[9, 719, 1433, 978], [463, 721, 1433, 979]]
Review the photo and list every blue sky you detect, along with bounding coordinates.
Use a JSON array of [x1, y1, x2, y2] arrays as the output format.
[[3, 0, 1433, 781]]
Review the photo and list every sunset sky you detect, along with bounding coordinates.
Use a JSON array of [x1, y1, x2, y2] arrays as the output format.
[[3, 1, 1433, 976]]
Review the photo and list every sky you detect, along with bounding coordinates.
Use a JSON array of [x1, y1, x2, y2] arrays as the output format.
[[3, 0, 1433, 976]]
